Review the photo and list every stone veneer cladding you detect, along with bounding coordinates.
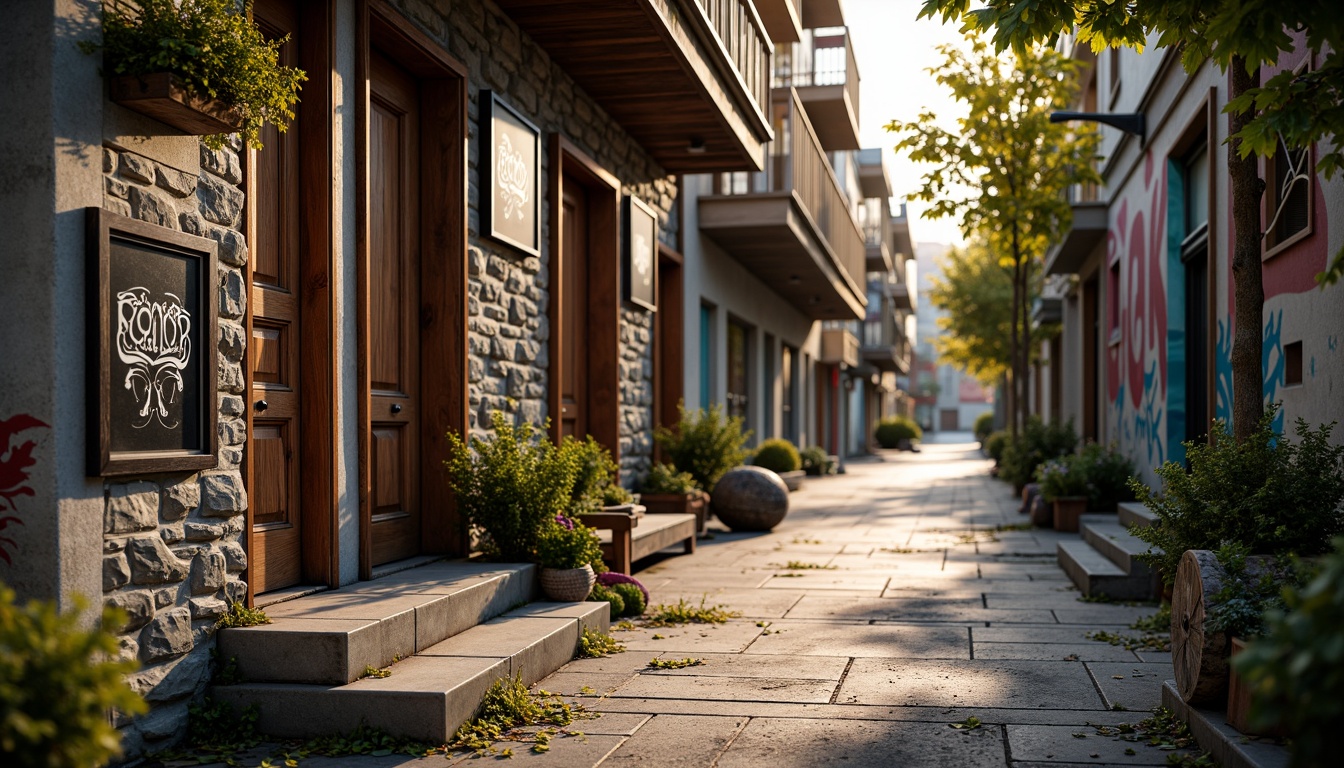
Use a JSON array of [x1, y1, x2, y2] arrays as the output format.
[[406, 0, 674, 484], [100, 141, 249, 758], [100, 0, 676, 756]]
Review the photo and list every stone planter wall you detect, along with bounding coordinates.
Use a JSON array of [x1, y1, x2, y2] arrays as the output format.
[[100, 142, 250, 758]]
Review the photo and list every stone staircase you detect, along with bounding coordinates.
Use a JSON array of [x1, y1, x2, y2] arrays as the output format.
[[1057, 502, 1161, 600], [213, 561, 608, 742]]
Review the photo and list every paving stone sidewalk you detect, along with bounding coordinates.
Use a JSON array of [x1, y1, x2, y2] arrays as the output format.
[[207, 436, 1191, 767]]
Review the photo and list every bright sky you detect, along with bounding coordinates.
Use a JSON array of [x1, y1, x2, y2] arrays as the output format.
[[845, 0, 976, 247]]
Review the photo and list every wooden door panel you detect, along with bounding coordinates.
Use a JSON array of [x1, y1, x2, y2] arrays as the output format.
[[367, 50, 421, 567], [250, 0, 303, 594], [560, 181, 588, 439]]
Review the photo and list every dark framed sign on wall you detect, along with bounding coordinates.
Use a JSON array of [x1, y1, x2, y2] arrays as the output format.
[[86, 208, 219, 476], [480, 90, 541, 257], [624, 194, 658, 312]]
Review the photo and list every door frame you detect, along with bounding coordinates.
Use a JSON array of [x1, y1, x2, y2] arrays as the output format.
[[653, 244, 684, 450], [244, 0, 338, 605], [356, 0, 469, 580], [547, 135, 621, 455]]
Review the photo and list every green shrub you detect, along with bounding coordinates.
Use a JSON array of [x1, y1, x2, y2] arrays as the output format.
[[86, 0, 306, 150], [610, 583, 646, 617], [1234, 537, 1344, 768], [588, 584, 624, 620], [563, 436, 618, 506], [799, 446, 836, 476], [654, 403, 751, 492], [999, 417, 1078, 489], [984, 431, 1009, 464], [874, 416, 922, 448], [534, 516, 603, 571], [601, 485, 635, 507], [445, 412, 582, 562], [1035, 457, 1087, 502], [973, 411, 995, 442], [1132, 408, 1344, 587], [752, 439, 801, 473], [1077, 442, 1137, 512], [0, 587, 146, 767], [640, 463, 698, 495]]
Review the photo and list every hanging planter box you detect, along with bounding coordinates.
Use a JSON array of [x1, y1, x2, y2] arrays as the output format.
[[109, 73, 243, 136]]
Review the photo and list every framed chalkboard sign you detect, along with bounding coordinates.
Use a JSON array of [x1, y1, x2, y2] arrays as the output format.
[[87, 208, 219, 476], [480, 90, 541, 257], [624, 194, 658, 312]]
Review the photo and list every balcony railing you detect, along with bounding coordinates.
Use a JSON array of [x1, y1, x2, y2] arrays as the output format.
[[691, 0, 772, 128], [772, 28, 860, 130]]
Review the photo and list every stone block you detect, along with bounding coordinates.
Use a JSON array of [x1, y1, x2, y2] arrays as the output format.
[[107, 590, 155, 632], [105, 175, 130, 199], [197, 172, 243, 227], [104, 553, 131, 591], [154, 589, 176, 609], [218, 319, 246, 362], [189, 596, 228, 620], [218, 266, 246, 318], [221, 541, 247, 571], [201, 473, 247, 517], [106, 482, 160, 534], [139, 607, 194, 662], [119, 151, 155, 183], [185, 522, 226, 541], [128, 537, 192, 585], [161, 478, 200, 521], [160, 526, 183, 544], [136, 701, 189, 741], [209, 226, 248, 267], [190, 551, 227, 595], [200, 145, 242, 185], [129, 186, 176, 229], [130, 649, 210, 702], [219, 394, 244, 417], [154, 164, 196, 198], [103, 147, 116, 173], [218, 359, 244, 394]]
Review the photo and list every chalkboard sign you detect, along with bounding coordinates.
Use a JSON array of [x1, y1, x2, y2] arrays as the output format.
[[87, 208, 219, 476], [624, 195, 658, 312], [480, 90, 541, 257]]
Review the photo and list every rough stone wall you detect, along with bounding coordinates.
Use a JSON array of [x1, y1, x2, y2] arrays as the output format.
[[100, 142, 249, 758], [398, 0, 675, 485]]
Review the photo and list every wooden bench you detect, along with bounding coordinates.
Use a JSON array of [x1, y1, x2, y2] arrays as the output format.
[[582, 508, 697, 576]]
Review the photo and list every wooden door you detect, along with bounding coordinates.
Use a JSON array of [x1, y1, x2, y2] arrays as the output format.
[[560, 179, 589, 439], [368, 51, 421, 567], [249, 0, 302, 594], [726, 320, 750, 423]]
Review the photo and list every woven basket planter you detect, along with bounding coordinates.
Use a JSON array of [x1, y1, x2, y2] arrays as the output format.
[[539, 564, 596, 602]]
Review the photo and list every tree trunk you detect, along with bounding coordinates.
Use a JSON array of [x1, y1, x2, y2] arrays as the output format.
[[1227, 57, 1266, 443], [1019, 256, 1031, 432], [1009, 257, 1021, 438]]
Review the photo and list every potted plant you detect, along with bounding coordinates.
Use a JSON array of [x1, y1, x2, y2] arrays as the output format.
[[443, 412, 581, 563], [565, 436, 640, 514], [535, 514, 603, 602], [752, 438, 804, 491], [1077, 442, 1137, 513], [86, 0, 305, 149], [1036, 457, 1088, 532], [639, 463, 708, 533], [800, 445, 837, 477], [654, 403, 751, 493], [998, 417, 1078, 495], [874, 416, 923, 451]]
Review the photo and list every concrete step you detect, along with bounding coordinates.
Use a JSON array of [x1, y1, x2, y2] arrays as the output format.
[[1082, 520, 1158, 579], [1117, 501, 1157, 529], [1056, 540, 1157, 600], [218, 561, 536, 685], [213, 601, 609, 743]]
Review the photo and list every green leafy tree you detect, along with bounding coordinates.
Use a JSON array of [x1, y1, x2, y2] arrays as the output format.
[[888, 38, 1098, 436], [928, 239, 1014, 389], [917, 0, 1344, 442]]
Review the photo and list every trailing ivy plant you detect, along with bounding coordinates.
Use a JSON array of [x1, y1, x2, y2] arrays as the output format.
[[87, 0, 306, 149], [1132, 407, 1344, 587]]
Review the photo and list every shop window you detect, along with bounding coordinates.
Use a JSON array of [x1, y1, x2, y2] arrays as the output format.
[[1264, 141, 1312, 254], [1284, 341, 1303, 387]]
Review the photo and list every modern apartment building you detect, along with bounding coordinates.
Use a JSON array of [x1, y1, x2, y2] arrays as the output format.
[[1039, 32, 1344, 484], [912, 241, 995, 433]]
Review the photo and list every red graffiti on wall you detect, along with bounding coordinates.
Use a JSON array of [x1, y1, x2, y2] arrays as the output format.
[[0, 414, 48, 565], [1106, 153, 1169, 406]]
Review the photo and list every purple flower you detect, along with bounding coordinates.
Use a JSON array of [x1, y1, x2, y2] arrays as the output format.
[[555, 513, 575, 531], [596, 571, 649, 603]]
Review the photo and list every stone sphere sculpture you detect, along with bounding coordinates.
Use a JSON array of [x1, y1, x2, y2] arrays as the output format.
[[711, 466, 790, 532]]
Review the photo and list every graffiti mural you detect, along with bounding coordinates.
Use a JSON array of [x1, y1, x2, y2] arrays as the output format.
[[1107, 153, 1169, 471], [0, 414, 48, 565]]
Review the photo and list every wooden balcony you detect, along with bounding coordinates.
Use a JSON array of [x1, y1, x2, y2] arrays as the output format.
[[819, 327, 860, 367], [856, 148, 892, 199], [698, 90, 867, 320], [861, 288, 911, 375], [1045, 198, 1108, 275], [495, 0, 773, 172], [772, 28, 860, 151], [800, 0, 844, 28], [754, 0, 801, 43]]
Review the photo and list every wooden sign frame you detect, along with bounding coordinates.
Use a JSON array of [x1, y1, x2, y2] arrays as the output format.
[[480, 90, 542, 257], [624, 194, 658, 312], [87, 207, 220, 476]]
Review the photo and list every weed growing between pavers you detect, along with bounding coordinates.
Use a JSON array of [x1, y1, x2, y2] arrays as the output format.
[[948, 716, 983, 731], [780, 560, 838, 570], [1086, 708, 1216, 766], [361, 664, 391, 679], [452, 675, 595, 757], [216, 602, 271, 629], [577, 627, 626, 658], [1076, 593, 1150, 605], [1086, 629, 1171, 652], [1130, 602, 1173, 633], [646, 657, 704, 670], [642, 597, 741, 627]]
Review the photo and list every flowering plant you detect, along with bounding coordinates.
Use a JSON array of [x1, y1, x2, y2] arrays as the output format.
[[534, 514, 603, 570], [1035, 457, 1087, 501]]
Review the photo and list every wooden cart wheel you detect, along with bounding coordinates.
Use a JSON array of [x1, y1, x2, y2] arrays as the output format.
[[1172, 549, 1230, 705]]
